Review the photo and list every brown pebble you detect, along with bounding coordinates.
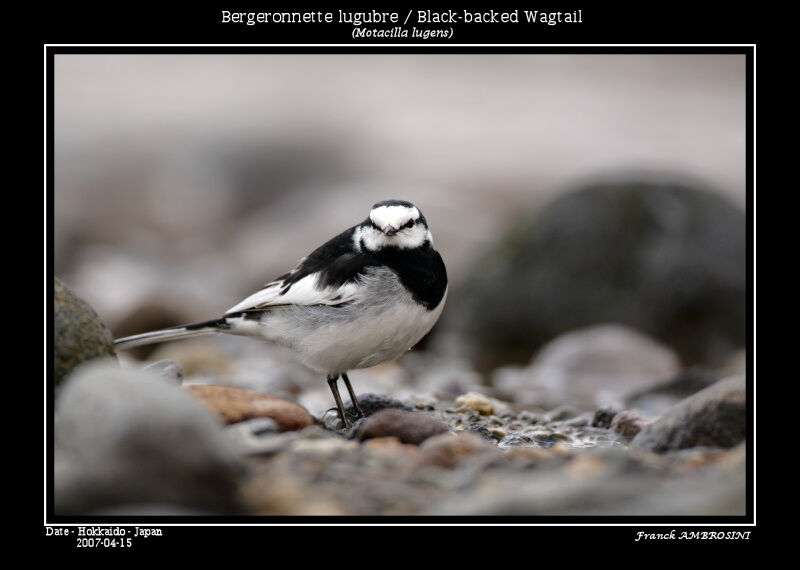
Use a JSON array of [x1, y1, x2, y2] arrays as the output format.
[[610, 410, 648, 437], [415, 431, 495, 469], [362, 436, 421, 457], [454, 392, 495, 415], [356, 409, 448, 445], [182, 385, 315, 431], [506, 446, 568, 466], [565, 454, 608, 480]]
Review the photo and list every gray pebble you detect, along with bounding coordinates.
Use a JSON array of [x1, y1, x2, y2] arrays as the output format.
[[631, 375, 746, 453], [55, 361, 245, 514]]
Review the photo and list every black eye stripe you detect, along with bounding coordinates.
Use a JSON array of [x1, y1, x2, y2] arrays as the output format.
[[369, 219, 415, 231]]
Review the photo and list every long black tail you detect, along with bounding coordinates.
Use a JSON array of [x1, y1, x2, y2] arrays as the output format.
[[114, 318, 229, 350]]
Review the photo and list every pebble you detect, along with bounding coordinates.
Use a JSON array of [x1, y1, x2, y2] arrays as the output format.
[[182, 384, 315, 431], [362, 436, 421, 459], [320, 393, 415, 432], [224, 418, 285, 455], [291, 436, 360, 456], [492, 325, 681, 411], [624, 367, 722, 416], [345, 393, 414, 416], [591, 408, 617, 428], [237, 417, 281, 436], [544, 405, 580, 422], [54, 361, 245, 515], [53, 278, 116, 386], [565, 454, 609, 480], [506, 444, 571, 466], [356, 409, 449, 445], [415, 431, 497, 470], [631, 375, 746, 453], [610, 410, 648, 438], [454, 391, 495, 415]]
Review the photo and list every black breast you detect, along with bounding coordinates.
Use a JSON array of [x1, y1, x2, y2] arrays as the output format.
[[372, 242, 448, 310], [277, 226, 448, 311]]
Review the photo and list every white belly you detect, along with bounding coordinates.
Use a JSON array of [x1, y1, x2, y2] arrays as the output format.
[[296, 293, 445, 372], [227, 268, 447, 374]]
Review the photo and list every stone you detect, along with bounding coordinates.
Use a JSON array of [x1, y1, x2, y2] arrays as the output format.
[[54, 362, 245, 514], [631, 375, 746, 453], [415, 431, 497, 469], [356, 409, 448, 445], [493, 325, 680, 411], [361, 436, 421, 459], [441, 181, 747, 370], [592, 408, 618, 429], [224, 418, 288, 456], [183, 384, 316, 431], [344, 393, 414, 417], [320, 393, 415, 431], [454, 391, 506, 416], [624, 367, 722, 416], [610, 410, 649, 438], [230, 417, 281, 436], [53, 278, 116, 386], [545, 405, 580, 422]]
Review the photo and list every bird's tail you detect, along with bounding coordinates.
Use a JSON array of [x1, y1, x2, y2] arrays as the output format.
[[114, 318, 229, 350]]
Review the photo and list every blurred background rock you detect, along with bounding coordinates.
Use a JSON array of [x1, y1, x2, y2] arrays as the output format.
[[53, 54, 747, 408]]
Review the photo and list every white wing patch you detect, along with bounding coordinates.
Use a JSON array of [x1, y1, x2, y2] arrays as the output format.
[[226, 273, 359, 314]]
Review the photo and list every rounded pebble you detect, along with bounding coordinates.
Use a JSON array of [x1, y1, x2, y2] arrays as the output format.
[[183, 384, 315, 431], [356, 409, 448, 445], [54, 278, 116, 386]]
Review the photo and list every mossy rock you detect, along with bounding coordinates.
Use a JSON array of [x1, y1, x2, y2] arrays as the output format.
[[54, 278, 116, 386]]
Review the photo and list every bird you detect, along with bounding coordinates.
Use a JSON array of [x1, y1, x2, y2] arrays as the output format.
[[114, 199, 448, 428]]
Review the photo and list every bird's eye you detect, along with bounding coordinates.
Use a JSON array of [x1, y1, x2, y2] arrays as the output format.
[[404, 219, 415, 229], [371, 220, 380, 230]]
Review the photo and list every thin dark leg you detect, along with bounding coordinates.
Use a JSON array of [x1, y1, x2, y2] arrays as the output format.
[[341, 372, 365, 418], [327, 374, 349, 428]]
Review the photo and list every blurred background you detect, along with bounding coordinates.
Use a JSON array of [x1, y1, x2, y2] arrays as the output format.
[[53, 53, 747, 415]]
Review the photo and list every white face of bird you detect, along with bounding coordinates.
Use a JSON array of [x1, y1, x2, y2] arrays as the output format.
[[356, 201, 433, 251]]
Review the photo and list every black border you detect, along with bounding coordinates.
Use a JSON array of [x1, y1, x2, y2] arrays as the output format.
[[42, 6, 758, 45]]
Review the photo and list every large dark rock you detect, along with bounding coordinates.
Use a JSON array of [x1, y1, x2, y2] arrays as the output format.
[[53, 278, 116, 386], [441, 181, 746, 370], [630, 375, 746, 453]]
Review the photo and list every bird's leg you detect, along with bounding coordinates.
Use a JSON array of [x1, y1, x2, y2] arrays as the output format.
[[327, 374, 349, 428], [342, 372, 365, 419]]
